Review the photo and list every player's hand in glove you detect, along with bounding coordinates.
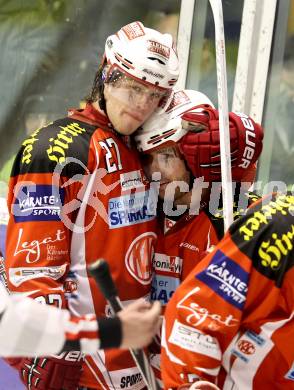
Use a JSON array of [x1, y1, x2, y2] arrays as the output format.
[[179, 105, 264, 182], [19, 351, 83, 390]]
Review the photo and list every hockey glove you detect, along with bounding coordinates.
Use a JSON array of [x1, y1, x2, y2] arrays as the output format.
[[19, 351, 83, 390], [180, 105, 264, 182]]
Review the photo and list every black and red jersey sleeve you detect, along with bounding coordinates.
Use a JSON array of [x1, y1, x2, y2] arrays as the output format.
[[5, 118, 97, 307]]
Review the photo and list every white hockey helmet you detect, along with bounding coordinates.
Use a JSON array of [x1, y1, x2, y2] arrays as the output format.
[[104, 21, 179, 90], [135, 89, 214, 152]]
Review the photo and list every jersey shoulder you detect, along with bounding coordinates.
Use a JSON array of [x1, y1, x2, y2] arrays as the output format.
[[230, 192, 294, 286], [12, 118, 97, 177], [205, 190, 261, 240]]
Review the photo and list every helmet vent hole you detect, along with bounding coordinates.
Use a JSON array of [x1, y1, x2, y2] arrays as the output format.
[[124, 58, 133, 65], [147, 56, 165, 65], [121, 63, 131, 70]]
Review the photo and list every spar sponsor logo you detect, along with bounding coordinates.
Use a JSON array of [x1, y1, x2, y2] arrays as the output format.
[[151, 274, 180, 305], [9, 265, 67, 287], [108, 190, 155, 229], [196, 250, 249, 310], [169, 319, 221, 360], [120, 170, 145, 190], [13, 184, 64, 222], [152, 253, 182, 274], [125, 232, 156, 284], [14, 228, 66, 263]]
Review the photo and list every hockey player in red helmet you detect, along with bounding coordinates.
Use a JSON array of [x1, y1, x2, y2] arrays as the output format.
[[5, 21, 179, 390], [134, 88, 264, 382]]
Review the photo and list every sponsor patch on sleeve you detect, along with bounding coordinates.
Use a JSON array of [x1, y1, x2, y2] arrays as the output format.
[[168, 319, 221, 360], [195, 250, 249, 310], [13, 184, 64, 222]]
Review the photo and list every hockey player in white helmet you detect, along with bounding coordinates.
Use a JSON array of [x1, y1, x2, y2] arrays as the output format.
[[5, 21, 179, 390], [134, 89, 264, 385], [87, 21, 179, 135]]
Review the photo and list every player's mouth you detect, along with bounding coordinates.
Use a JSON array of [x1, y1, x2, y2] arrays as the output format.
[[125, 111, 143, 122]]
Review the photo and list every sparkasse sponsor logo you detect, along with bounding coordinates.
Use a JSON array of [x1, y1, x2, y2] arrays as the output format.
[[108, 191, 155, 229]]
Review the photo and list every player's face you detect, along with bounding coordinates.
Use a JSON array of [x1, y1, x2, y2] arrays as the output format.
[[141, 145, 191, 202], [104, 73, 166, 135]]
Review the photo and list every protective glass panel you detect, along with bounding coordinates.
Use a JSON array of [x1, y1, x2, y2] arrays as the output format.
[[185, 0, 244, 108], [260, 0, 294, 188]]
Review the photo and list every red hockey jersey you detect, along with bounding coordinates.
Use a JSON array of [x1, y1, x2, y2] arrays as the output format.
[[162, 193, 294, 389], [5, 104, 157, 389]]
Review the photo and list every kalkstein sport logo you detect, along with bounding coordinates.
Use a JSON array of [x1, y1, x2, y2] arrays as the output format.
[[13, 184, 64, 222]]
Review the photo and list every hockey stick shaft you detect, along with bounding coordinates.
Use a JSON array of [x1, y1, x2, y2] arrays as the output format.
[[88, 259, 160, 390], [209, 0, 234, 231]]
